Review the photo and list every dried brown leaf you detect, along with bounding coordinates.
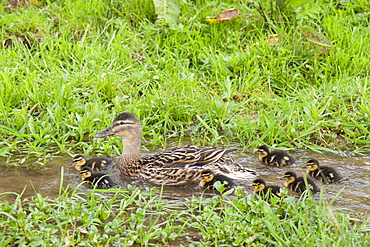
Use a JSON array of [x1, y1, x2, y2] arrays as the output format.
[[206, 8, 240, 23]]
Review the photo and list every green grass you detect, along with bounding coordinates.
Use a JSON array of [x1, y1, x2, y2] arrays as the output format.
[[185, 186, 370, 246], [0, 174, 369, 246], [1, 1, 369, 245], [1, 0, 369, 159], [0, 169, 189, 246]]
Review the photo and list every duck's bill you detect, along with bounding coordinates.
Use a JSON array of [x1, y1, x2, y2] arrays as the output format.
[[93, 128, 114, 138]]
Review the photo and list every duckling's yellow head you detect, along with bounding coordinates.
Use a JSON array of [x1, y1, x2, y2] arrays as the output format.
[[200, 170, 215, 183], [256, 145, 269, 158], [250, 178, 266, 193], [303, 159, 319, 171], [79, 167, 93, 180], [281, 171, 296, 185], [71, 155, 87, 170]]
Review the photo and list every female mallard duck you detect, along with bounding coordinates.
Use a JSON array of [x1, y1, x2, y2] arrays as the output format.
[[69, 154, 110, 171], [303, 159, 341, 184], [93, 112, 258, 185], [256, 145, 296, 166], [250, 178, 282, 198], [281, 171, 319, 194], [199, 169, 237, 189], [79, 167, 115, 189]]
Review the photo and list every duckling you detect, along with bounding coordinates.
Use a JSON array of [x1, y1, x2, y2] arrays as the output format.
[[303, 159, 341, 184], [250, 178, 282, 198], [79, 167, 115, 189], [281, 171, 319, 194], [256, 145, 296, 166], [70, 154, 110, 171], [199, 169, 237, 189]]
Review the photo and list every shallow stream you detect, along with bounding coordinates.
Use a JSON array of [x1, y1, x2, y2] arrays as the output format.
[[1, 148, 369, 213]]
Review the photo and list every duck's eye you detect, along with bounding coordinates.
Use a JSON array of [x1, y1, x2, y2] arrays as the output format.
[[119, 121, 125, 125]]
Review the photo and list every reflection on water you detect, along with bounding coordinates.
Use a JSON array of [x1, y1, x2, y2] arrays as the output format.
[[0, 149, 369, 213]]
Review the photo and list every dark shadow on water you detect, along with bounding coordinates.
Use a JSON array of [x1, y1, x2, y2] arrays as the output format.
[[0, 149, 369, 213]]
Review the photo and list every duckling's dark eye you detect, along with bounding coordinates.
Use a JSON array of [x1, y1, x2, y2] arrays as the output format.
[[119, 121, 125, 125]]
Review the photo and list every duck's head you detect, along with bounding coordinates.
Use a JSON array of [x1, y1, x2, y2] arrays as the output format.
[[250, 178, 266, 193], [80, 166, 93, 180], [256, 145, 270, 157], [200, 170, 215, 183], [93, 113, 142, 139], [93, 113, 143, 155], [281, 171, 297, 184], [302, 159, 319, 171], [69, 155, 87, 170]]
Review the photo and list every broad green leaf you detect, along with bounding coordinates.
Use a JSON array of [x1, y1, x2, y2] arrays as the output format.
[[153, 0, 181, 25], [302, 26, 332, 52]]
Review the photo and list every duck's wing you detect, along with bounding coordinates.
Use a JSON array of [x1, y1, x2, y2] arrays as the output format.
[[146, 145, 238, 168], [139, 166, 204, 186], [150, 146, 258, 180]]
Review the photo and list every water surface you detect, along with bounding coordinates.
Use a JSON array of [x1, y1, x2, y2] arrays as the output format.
[[0, 149, 369, 213]]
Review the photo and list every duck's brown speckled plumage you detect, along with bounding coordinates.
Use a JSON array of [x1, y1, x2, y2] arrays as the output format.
[[93, 112, 258, 185]]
